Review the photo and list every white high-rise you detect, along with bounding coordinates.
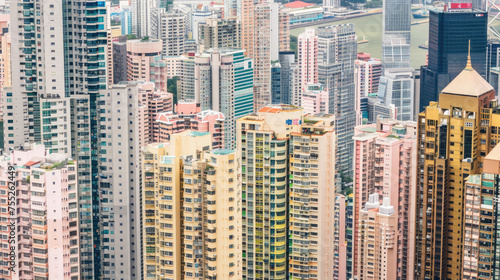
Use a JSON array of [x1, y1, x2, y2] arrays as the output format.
[[131, 0, 154, 38]]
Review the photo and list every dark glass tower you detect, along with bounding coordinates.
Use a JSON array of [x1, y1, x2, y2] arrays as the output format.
[[419, 7, 487, 112]]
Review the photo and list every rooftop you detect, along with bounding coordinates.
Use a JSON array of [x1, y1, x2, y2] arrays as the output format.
[[187, 131, 211, 137], [212, 149, 234, 155], [441, 62, 493, 97], [284, 0, 315, 8], [485, 143, 500, 162]]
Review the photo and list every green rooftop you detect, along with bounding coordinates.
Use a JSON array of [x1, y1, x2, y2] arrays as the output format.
[[212, 149, 234, 155], [187, 131, 211, 137]]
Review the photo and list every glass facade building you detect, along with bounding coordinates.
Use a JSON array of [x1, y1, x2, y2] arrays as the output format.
[[419, 8, 487, 111]]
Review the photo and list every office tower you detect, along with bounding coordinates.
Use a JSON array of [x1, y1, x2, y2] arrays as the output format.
[[113, 36, 128, 84], [131, 0, 153, 38], [120, 7, 133, 36], [360, 96, 396, 123], [419, 5, 487, 111], [297, 28, 318, 91], [0, 144, 79, 279], [151, 9, 186, 57], [142, 132, 242, 279], [317, 24, 357, 177], [381, 0, 411, 69], [333, 194, 348, 280], [301, 83, 329, 114], [155, 105, 225, 148], [377, 69, 415, 121], [462, 144, 500, 280], [353, 118, 417, 279], [277, 51, 295, 104], [237, 105, 302, 280], [99, 82, 144, 279], [198, 18, 241, 52], [486, 38, 500, 83], [288, 114, 336, 279], [271, 61, 282, 104], [355, 53, 382, 98], [357, 194, 398, 280], [7, 0, 109, 277], [414, 59, 500, 279]]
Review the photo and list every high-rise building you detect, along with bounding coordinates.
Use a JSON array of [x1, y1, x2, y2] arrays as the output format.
[[354, 53, 382, 98], [301, 83, 329, 114], [155, 102, 225, 148], [381, 0, 411, 69], [0, 144, 79, 279], [333, 194, 348, 280], [238, 105, 340, 279], [377, 69, 416, 121], [414, 59, 500, 279], [345, 193, 354, 280], [198, 18, 241, 52], [355, 54, 382, 125], [113, 36, 128, 84], [126, 39, 163, 81], [353, 118, 417, 280], [323, 0, 340, 13], [419, 5, 487, 111], [288, 114, 336, 279], [7, 1, 109, 276], [357, 194, 398, 280], [120, 7, 133, 36], [462, 143, 500, 280], [297, 28, 318, 92], [238, 105, 303, 280], [243, 2, 289, 110], [179, 49, 253, 148], [277, 51, 295, 105], [151, 9, 186, 57], [142, 132, 242, 279], [131, 0, 153, 38], [317, 24, 357, 177], [98, 82, 144, 279]]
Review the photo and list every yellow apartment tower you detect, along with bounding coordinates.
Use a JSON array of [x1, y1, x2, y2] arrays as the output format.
[[415, 57, 500, 279], [142, 131, 242, 279]]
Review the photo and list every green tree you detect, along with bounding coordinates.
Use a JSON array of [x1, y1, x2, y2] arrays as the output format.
[[127, 34, 137, 40], [167, 76, 179, 105]]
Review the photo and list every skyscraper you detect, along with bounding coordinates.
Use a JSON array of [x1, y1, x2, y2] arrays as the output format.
[[462, 143, 500, 280], [0, 144, 80, 279], [318, 24, 357, 177], [353, 118, 417, 280], [415, 59, 500, 279], [131, 0, 153, 38], [142, 132, 242, 279], [297, 28, 318, 92], [288, 114, 337, 279], [198, 18, 241, 51], [98, 82, 143, 279], [381, 0, 411, 69], [6, 1, 109, 277], [377, 69, 416, 121], [150, 9, 186, 57], [419, 5, 487, 111]]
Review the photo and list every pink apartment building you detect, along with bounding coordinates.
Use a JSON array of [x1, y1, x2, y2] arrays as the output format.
[[154, 101, 225, 149], [135, 82, 173, 144], [0, 143, 79, 280], [352, 118, 417, 280], [298, 28, 318, 91], [358, 194, 398, 280], [354, 53, 382, 125], [127, 39, 170, 92], [301, 83, 329, 114]]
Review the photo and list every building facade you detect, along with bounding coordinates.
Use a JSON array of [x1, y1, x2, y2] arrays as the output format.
[[419, 5, 487, 111], [142, 132, 242, 279], [415, 60, 500, 279]]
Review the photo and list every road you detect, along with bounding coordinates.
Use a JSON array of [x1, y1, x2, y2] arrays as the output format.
[[290, 10, 383, 29]]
